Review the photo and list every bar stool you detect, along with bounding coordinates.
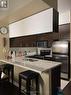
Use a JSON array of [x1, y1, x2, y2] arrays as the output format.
[[19, 70, 39, 95], [3, 64, 14, 84]]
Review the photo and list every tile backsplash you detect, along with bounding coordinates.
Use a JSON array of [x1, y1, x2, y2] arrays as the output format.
[[10, 47, 37, 57], [10, 47, 52, 57]]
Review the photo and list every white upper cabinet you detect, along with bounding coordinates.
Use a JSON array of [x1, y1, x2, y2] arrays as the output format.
[[59, 10, 70, 25], [9, 8, 58, 38]]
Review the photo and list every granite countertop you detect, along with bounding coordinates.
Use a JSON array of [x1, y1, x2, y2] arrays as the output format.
[[0, 56, 62, 74]]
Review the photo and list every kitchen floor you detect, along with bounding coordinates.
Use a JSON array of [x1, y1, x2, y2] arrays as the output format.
[[0, 81, 24, 95], [61, 79, 69, 90], [0, 81, 71, 95], [63, 81, 71, 95]]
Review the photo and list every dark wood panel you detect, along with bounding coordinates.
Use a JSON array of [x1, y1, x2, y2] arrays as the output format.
[[59, 23, 70, 41], [10, 37, 22, 47], [37, 32, 59, 47], [22, 35, 37, 47], [10, 35, 38, 47], [53, 8, 59, 32], [10, 32, 59, 47], [51, 66, 61, 95]]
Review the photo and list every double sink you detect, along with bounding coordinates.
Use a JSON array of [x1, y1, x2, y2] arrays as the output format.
[[27, 55, 52, 60], [22, 58, 38, 62]]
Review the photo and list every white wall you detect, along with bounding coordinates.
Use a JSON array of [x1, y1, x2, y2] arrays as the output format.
[[9, 8, 53, 38], [59, 10, 70, 25], [58, 0, 71, 14], [58, 0, 70, 25]]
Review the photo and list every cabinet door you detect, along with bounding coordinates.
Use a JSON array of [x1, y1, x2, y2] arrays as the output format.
[[10, 35, 37, 47], [10, 38, 15, 47], [10, 37, 22, 47], [9, 8, 58, 38], [22, 35, 37, 47]]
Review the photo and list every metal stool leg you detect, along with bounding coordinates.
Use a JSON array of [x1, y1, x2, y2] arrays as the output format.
[[26, 79, 30, 95], [36, 77, 39, 95], [11, 68, 14, 84], [19, 75, 21, 95]]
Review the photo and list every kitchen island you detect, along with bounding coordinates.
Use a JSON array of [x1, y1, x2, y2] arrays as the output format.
[[0, 57, 61, 95]]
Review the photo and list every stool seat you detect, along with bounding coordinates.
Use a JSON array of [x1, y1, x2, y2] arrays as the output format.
[[19, 70, 39, 80], [19, 70, 39, 95]]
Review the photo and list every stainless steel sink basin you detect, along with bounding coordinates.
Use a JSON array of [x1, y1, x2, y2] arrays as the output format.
[[22, 58, 38, 62]]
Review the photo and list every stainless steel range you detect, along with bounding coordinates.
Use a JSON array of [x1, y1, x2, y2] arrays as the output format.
[[52, 41, 70, 80]]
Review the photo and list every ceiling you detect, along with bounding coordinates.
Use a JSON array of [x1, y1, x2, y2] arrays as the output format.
[[0, 0, 33, 19], [0, 0, 70, 26], [0, 0, 58, 20], [0, 0, 50, 26]]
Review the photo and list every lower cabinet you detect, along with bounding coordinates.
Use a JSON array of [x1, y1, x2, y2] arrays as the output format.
[[50, 66, 61, 95], [14, 65, 61, 95]]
